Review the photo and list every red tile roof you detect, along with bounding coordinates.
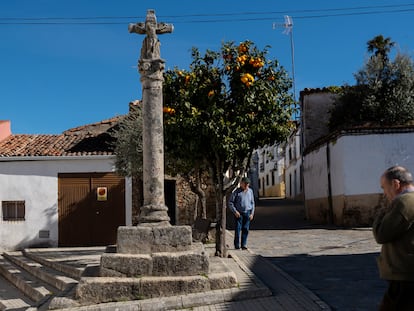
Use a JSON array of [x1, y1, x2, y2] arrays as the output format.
[[0, 116, 123, 158]]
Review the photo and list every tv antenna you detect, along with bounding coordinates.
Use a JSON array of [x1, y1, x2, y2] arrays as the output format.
[[273, 16, 296, 102]]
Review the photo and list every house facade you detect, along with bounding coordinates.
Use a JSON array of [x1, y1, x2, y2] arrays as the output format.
[[285, 124, 303, 200], [303, 127, 414, 226], [300, 88, 414, 226], [0, 118, 133, 251], [256, 143, 285, 197], [0, 112, 204, 251]]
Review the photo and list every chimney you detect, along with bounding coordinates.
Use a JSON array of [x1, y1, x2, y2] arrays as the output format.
[[129, 100, 141, 112], [0, 120, 11, 141]]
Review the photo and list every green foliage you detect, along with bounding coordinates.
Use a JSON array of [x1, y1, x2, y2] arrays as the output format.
[[163, 40, 295, 256], [329, 36, 414, 130], [112, 104, 143, 177], [163, 40, 295, 183], [367, 35, 395, 65]]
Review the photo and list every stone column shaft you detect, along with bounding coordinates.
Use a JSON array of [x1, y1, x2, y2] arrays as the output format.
[[128, 9, 173, 226], [139, 71, 170, 225]]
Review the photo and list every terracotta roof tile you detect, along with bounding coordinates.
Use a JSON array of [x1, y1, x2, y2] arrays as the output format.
[[0, 117, 122, 158], [63, 116, 122, 135]]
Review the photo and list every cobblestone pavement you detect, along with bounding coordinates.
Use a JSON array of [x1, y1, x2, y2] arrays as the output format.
[[230, 198, 386, 311]]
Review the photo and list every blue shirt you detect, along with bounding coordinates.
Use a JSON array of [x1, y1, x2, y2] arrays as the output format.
[[228, 187, 255, 214]]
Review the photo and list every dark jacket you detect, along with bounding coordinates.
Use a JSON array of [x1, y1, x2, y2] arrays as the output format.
[[373, 191, 414, 280]]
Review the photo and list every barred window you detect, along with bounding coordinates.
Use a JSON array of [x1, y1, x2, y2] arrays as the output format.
[[2, 201, 25, 221]]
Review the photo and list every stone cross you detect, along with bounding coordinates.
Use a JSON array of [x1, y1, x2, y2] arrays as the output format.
[[129, 10, 173, 226]]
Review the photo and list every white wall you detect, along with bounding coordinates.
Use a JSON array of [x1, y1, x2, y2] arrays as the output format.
[[303, 145, 329, 200], [285, 128, 302, 198], [304, 131, 414, 200], [339, 134, 414, 195], [0, 156, 132, 251]]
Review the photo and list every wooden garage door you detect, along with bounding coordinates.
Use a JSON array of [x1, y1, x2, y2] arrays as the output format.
[[58, 173, 125, 247]]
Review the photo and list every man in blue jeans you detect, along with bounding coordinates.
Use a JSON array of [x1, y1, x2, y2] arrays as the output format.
[[228, 177, 255, 250]]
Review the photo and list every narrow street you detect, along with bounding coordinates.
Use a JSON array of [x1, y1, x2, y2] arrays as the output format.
[[227, 197, 386, 311]]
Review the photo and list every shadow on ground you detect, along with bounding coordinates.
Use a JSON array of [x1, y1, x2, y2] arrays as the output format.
[[267, 252, 386, 311], [227, 198, 346, 231], [226, 198, 386, 311]]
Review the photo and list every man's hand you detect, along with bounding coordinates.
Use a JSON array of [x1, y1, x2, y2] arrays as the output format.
[[234, 211, 241, 218], [249, 214, 254, 221]]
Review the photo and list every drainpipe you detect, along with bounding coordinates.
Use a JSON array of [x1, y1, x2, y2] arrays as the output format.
[[326, 142, 334, 224]]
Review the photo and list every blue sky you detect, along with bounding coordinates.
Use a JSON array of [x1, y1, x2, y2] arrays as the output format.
[[1, 0, 414, 134]]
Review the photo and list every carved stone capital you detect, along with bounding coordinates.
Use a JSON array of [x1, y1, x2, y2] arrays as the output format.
[[138, 59, 165, 81]]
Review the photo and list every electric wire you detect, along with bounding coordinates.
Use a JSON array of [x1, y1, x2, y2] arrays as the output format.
[[0, 3, 413, 25]]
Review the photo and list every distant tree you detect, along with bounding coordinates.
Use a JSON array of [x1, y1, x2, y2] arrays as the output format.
[[113, 101, 209, 222], [163, 40, 295, 256], [367, 35, 395, 65], [329, 35, 414, 130], [112, 103, 143, 177]]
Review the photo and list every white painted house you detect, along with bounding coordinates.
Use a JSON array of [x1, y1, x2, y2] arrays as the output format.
[[0, 119, 133, 251], [300, 88, 414, 226], [303, 128, 414, 226], [285, 123, 303, 200], [256, 143, 285, 197]]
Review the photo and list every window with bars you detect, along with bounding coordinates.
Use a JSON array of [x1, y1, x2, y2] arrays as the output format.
[[2, 201, 25, 221]]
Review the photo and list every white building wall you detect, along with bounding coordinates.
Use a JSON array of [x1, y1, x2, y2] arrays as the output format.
[[285, 128, 302, 199], [339, 134, 414, 195], [304, 131, 414, 225], [0, 157, 132, 251], [303, 145, 329, 200], [328, 137, 346, 197], [257, 144, 285, 197]]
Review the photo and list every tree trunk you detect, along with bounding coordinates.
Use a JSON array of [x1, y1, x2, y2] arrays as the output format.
[[186, 169, 207, 220], [215, 189, 226, 257], [221, 193, 227, 258], [193, 196, 199, 221], [201, 195, 207, 220], [214, 159, 227, 257]]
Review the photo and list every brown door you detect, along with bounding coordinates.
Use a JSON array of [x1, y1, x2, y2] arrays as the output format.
[[58, 173, 125, 247]]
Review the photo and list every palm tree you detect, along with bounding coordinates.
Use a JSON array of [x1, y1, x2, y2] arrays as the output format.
[[367, 35, 395, 64]]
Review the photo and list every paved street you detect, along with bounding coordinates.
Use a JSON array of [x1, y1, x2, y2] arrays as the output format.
[[227, 198, 386, 311]]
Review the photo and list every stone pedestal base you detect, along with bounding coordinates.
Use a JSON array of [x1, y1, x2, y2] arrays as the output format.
[[74, 225, 237, 304], [100, 243, 209, 277], [116, 225, 193, 253], [76, 271, 237, 303]]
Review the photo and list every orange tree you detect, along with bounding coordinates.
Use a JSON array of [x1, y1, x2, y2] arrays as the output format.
[[163, 40, 295, 256]]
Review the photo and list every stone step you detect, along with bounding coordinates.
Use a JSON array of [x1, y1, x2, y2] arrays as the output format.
[[0, 263, 36, 310], [2, 251, 78, 292], [0, 254, 54, 306], [22, 247, 103, 280]]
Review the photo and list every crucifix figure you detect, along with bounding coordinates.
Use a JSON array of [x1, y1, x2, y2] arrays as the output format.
[[129, 10, 174, 226], [129, 10, 174, 61]]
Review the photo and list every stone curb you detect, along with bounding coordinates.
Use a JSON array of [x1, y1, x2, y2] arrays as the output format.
[[228, 251, 272, 291], [52, 285, 273, 311]]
